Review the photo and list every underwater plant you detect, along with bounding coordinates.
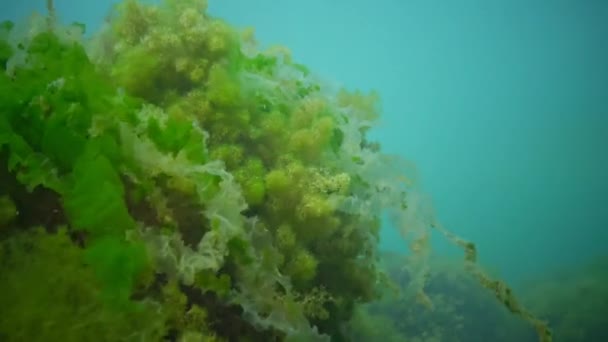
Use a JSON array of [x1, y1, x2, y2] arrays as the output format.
[[347, 252, 538, 342], [521, 257, 608, 342], [0, 0, 551, 341]]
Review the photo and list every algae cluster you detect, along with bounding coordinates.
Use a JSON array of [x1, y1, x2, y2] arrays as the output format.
[[349, 254, 608, 342], [0, 1, 550, 341], [348, 253, 537, 342]]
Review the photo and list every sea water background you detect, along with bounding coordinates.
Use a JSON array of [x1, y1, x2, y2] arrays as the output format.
[[2, 0, 607, 286]]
